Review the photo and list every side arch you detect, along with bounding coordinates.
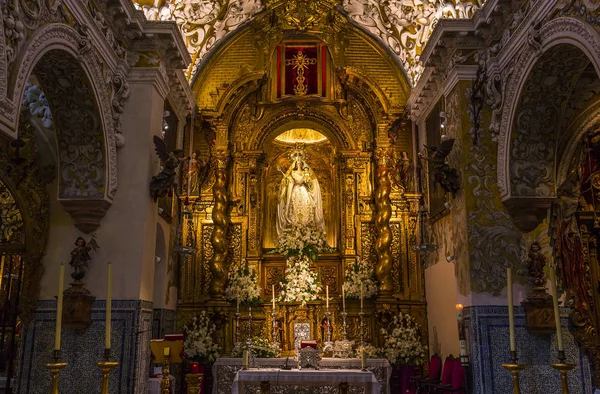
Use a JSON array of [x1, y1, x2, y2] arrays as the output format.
[[497, 17, 600, 201], [6, 23, 119, 232]]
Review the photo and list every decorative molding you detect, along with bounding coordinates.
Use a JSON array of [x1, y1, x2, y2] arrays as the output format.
[[341, 0, 484, 87], [133, 0, 264, 79]]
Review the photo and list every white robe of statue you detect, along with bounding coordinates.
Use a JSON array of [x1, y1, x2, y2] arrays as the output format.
[[276, 159, 325, 237]]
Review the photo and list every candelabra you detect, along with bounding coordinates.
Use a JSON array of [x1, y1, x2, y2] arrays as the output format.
[[340, 310, 348, 341], [235, 309, 241, 344], [323, 309, 333, 352], [358, 310, 365, 347], [97, 348, 119, 394], [271, 308, 279, 346], [551, 350, 575, 394], [248, 306, 253, 339], [501, 350, 527, 394], [45, 350, 67, 394]]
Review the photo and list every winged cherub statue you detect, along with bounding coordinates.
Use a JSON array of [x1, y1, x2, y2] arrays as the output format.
[[419, 138, 460, 197], [150, 135, 185, 202]]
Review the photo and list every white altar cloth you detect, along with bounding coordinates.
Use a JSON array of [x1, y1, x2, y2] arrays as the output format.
[[212, 358, 391, 394], [232, 368, 380, 394]]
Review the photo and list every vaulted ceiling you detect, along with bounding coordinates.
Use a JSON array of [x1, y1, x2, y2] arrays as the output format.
[[133, 0, 485, 87]]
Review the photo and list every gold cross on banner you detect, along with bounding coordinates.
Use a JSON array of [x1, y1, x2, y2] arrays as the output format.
[[285, 50, 317, 96]]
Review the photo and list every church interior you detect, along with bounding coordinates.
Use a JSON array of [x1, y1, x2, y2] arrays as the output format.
[[1, 0, 600, 393]]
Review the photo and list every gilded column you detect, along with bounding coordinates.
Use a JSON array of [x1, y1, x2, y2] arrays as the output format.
[[209, 151, 230, 296], [374, 145, 394, 294]]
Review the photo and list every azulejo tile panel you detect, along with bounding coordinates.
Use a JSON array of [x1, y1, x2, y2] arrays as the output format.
[[465, 306, 592, 394], [17, 299, 153, 394]]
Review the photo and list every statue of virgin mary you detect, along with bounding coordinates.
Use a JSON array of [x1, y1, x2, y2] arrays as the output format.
[[276, 153, 325, 237]]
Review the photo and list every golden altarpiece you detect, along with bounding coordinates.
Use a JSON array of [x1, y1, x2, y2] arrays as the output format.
[[175, 0, 425, 355]]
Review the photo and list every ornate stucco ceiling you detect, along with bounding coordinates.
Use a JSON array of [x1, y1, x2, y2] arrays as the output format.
[[133, 0, 484, 87]]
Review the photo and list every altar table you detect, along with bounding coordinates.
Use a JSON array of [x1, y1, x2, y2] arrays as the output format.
[[212, 358, 391, 394], [232, 368, 380, 394]]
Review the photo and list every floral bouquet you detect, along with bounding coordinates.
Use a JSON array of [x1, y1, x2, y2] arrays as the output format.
[[183, 311, 221, 364], [380, 313, 427, 366], [355, 344, 383, 359], [278, 255, 322, 305], [225, 260, 261, 304], [276, 225, 327, 261], [231, 336, 281, 358], [343, 256, 378, 298]]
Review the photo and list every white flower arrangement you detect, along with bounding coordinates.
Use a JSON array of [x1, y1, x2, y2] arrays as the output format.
[[343, 256, 378, 298], [276, 225, 327, 260], [278, 255, 322, 305], [183, 311, 222, 363], [225, 261, 261, 304], [231, 336, 281, 358], [380, 313, 427, 366], [356, 343, 382, 359]]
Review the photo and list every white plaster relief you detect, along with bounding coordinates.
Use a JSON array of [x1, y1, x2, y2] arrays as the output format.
[[342, 0, 484, 87], [133, 0, 263, 78]]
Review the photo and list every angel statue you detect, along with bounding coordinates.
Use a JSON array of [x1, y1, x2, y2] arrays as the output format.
[[69, 235, 100, 281], [150, 135, 185, 202], [276, 150, 325, 237], [419, 138, 460, 197]]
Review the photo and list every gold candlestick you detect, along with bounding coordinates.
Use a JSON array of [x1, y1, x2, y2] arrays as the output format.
[[161, 353, 171, 394], [501, 351, 527, 394], [552, 351, 575, 394], [97, 349, 119, 394], [45, 350, 67, 394], [185, 373, 204, 394]]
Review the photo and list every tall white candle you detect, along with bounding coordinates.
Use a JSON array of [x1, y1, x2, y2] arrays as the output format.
[[54, 264, 65, 351], [550, 267, 564, 351], [507, 268, 516, 352], [106, 262, 112, 350], [342, 286, 346, 312], [326, 286, 329, 309], [272, 285, 275, 309], [360, 283, 364, 310]]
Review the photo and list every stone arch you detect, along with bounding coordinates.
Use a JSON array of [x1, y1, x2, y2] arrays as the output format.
[[497, 17, 600, 202], [8, 23, 118, 232]]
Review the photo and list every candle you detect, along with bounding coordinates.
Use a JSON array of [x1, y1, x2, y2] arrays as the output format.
[[106, 262, 112, 350], [550, 267, 564, 351], [361, 349, 367, 369], [191, 362, 199, 374], [54, 264, 65, 351], [243, 350, 249, 368], [342, 286, 346, 312], [507, 268, 516, 352], [272, 285, 275, 309], [456, 304, 464, 321], [456, 304, 467, 356], [326, 286, 329, 309], [360, 282, 364, 310]]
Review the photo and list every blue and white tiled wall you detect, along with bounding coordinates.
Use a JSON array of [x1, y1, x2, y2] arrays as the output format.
[[16, 300, 153, 394], [465, 306, 593, 394]]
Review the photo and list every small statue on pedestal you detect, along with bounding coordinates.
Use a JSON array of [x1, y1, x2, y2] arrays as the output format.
[[64, 235, 100, 330], [69, 235, 99, 281], [527, 242, 547, 288], [521, 241, 555, 334]]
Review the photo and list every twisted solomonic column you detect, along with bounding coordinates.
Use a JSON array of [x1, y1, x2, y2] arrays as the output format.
[[374, 146, 394, 294], [209, 152, 230, 297]]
